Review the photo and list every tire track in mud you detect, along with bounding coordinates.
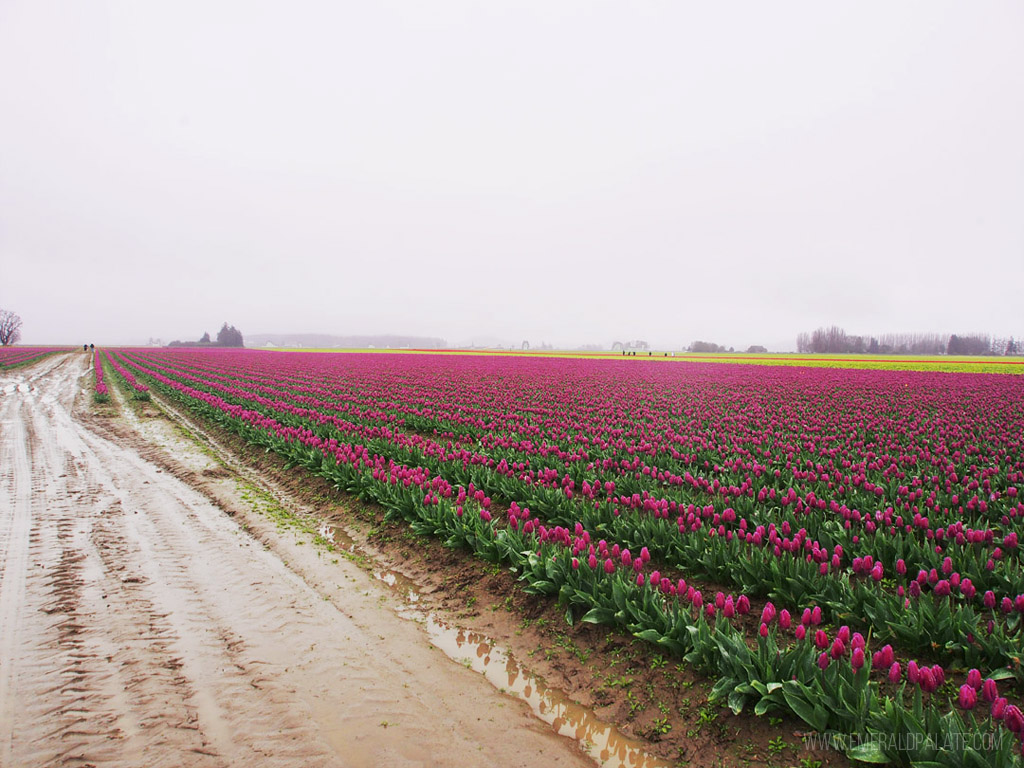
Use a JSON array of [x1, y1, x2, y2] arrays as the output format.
[[1, 356, 346, 767], [2, 361, 219, 767], [0, 354, 597, 768], [0, 385, 35, 767]]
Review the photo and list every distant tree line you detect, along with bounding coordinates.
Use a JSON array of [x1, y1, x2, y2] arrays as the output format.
[[169, 322, 244, 348], [686, 341, 767, 353], [688, 341, 733, 353], [796, 326, 1018, 356]]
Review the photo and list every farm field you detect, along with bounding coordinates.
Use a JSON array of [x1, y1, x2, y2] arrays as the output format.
[[273, 347, 1024, 375], [0, 346, 70, 369], [98, 346, 1024, 767]]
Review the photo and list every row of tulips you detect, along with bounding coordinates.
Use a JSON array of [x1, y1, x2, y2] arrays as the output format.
[[115, 349, 1024, 766], [116, 350, 1024, 681], [104, 351, 150, 399], [92, 350, 108, 402]]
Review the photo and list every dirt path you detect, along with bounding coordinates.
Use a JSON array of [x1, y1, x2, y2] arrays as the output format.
[[0, 354, 595, 768]]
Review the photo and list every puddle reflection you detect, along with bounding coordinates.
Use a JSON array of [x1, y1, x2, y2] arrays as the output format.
[[319, 519, 670, 768], [424, 616, 671, 768]]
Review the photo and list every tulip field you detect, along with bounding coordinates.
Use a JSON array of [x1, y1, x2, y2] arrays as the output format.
[[0, 346, 66, 368], [107, 348, 1024, 766]]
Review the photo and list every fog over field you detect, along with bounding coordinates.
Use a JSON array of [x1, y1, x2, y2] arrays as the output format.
[[1, 2, 1022, 349]]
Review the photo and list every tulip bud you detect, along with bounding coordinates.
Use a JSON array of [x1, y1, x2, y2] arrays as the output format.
[[723, 596, 735, 618], [831, 638, 846, 660], [1005, 705, 1024, 734], [919, 668, 936, 693], [992, 697, 1008, 720], [983, 678, 998, 703], [966, 669, 982, 690], [958, 684, 977, 710]]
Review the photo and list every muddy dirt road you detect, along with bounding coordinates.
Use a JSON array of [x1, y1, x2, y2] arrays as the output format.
[[0, 354, 595, 768]]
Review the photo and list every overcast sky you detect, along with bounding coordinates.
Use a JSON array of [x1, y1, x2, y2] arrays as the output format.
[[1, 2, 1022, 350]]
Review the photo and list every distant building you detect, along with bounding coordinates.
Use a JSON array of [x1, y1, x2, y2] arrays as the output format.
[[612, 339, 650, 351]]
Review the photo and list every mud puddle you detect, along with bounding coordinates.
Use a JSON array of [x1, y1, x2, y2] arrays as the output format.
[[316, 520, 671, 768]]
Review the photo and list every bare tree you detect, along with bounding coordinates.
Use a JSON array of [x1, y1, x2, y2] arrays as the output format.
[[0, 309, 23, 346]]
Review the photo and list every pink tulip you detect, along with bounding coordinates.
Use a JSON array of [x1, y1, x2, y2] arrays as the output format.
[[993, 697, 1008, 720], [919, 668, 937, 693], [982, 678, 998, 703], [958, 685, 977, 710], [737, 595, 751, 615], [1005, 705, 1024, 734], [830, 638, 846, 660], [966, 669, 982, 690]]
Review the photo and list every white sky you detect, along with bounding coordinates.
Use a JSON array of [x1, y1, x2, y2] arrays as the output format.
[[1, 1, 1022, 349]]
